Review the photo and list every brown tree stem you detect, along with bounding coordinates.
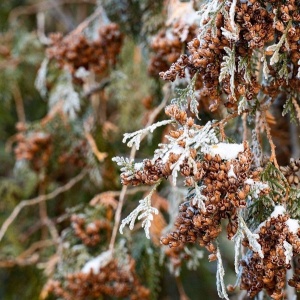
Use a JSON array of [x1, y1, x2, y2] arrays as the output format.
[[262, 111, 279, 169]]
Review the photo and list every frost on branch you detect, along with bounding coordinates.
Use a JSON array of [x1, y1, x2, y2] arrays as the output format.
[[219, 46, 236, 101], [119, 182, 160, 239], [122, 120, 173, 150], [233, 213, 263, 274], [35, 57, 49, 98], [49, 72, 81, 119], [154, 120, 218, 185], [266, 23, 290, 66], [171, 72, 199, 115], [112, 156, 134, 173], [198, 0, 225, 38], [238, 214, 263, 259], [221, 0, 239, 41], [216, 247, 229, 300], [192, 183, 207, 212]]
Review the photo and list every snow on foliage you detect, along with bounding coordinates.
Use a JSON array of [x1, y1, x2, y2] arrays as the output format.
[[207, 143, 244, 160]]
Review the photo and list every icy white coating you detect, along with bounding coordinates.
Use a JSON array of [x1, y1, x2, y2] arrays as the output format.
[[286, 218, 300, 234], [228, 164, 237, 178], [207, 143, 244, 160], [81, 250, 113, 274], [271, 205, 286, 218]]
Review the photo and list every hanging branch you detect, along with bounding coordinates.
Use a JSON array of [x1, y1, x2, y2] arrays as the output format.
[[109, 84, 171, 251]]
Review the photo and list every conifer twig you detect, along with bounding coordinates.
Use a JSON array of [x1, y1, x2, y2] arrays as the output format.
[[0, 170, 87, 243]]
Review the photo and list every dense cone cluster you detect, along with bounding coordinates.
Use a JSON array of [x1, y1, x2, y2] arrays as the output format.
[[160, 16, 228, 110], [45, 257, 150, 300], [47, 23, 123, 76], [159, 0, 300, 112], [240, 211, 300, 299], [148, 21, 198, 76], [71, 214, 111, 247], [161, 143, 263, 253], [280, 158, 300, 186], [14, 124, 52, 171]]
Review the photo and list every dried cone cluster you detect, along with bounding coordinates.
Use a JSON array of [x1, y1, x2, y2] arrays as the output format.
[[71, 214, 111, 247], [280, 158, 300, 186], [47, 23, 123, 76], [240, 211, 300, 299], [14, 123, 52, 171], [148, 21, 198, 76], [159, 0, 300, 112], [161, 143, 263, 254], [45, 257, 150, 300]]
